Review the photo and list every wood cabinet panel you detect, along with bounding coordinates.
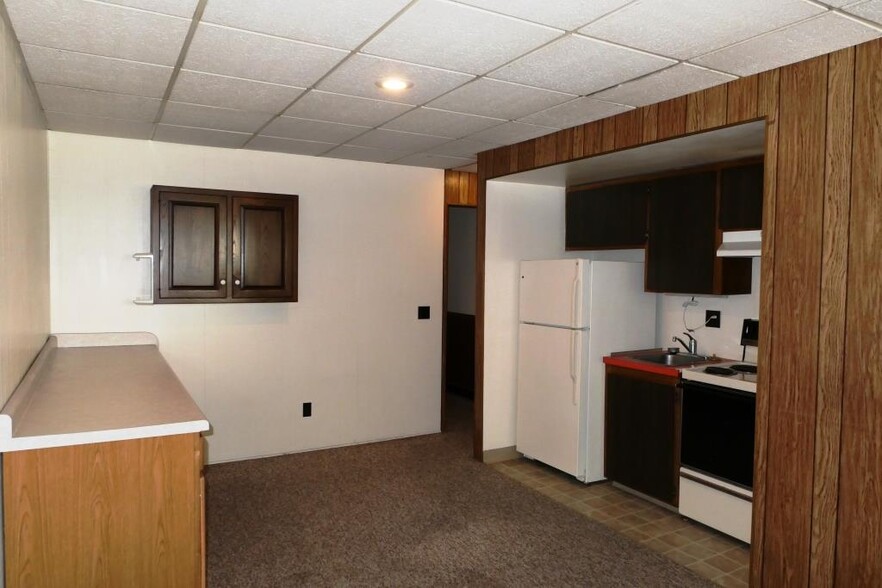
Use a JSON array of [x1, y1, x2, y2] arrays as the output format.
[[605, 367, 680, 506], [4, 434, 203, 588], [566, 182, 649, 250], [232, 196, 297, 300], [719, 163, 764, 230]]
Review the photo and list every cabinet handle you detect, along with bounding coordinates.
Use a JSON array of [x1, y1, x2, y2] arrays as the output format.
[[234, 279, 241, 286], [220, 279, 226, 286]]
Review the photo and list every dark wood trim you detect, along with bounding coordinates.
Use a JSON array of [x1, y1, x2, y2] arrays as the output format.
[[474, 156, 488, 460], [441, 197, 449, 431]]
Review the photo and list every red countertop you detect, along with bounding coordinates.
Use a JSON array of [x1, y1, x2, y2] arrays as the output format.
[[602, 348, 723, 378]]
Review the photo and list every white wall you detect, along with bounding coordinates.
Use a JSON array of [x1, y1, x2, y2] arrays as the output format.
[[656, 258, 760, 362], [447, 206, 476, 315], [49, 132, 443, 464]]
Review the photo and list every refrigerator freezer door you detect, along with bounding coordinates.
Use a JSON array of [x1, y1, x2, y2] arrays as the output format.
[[519, 259, 590, 329], [516, 323, 583, 478]]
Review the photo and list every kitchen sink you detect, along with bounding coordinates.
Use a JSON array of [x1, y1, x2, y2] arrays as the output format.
[[639, 353, 711, 366]]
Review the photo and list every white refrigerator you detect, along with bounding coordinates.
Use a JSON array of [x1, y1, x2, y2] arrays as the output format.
[[516, 259, 656, 482]]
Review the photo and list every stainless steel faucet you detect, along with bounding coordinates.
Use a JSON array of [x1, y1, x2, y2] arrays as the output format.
[[672, 332, 698, 355]]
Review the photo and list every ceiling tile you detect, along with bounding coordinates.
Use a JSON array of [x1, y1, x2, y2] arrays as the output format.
[[591, 64, 737, 107], [393, 153, 476, 169], [171, 70, 304, 113], [427, 138, 496, 158], [184, 23, 349, 87], [349, 128, 449, 151], [317, 54, 474, 105], [323, 145, 408, 163], [201, 0, 411, 49], [453, 0, 632, 30], [154, 124, 252, 148], [362, 0, 561, 75], [382, 108, 504, 138], [580, 0, 826, 60], [262, 117, 370, 143], [284, 91, 413, 127], [490, 35, 675, 95], [247, 136, 336, 156], [465, 121, 557, 146], [21, 45, 173, 97], [99, 0, 199, 18], [691, 12, 881, 77], [4, 0, 190, 66], [45, 112, 154, 139], [36, 84, 161, 121], [427, 78, 574, 120], [518, 97, 632, 128], [844, 1, 882, 25], [161, 102, 274, 133]]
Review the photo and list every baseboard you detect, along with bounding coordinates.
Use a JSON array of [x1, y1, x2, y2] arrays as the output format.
[[482, 446, 522, 464]]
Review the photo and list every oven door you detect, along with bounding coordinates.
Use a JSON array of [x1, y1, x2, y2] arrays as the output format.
[[681, 380, 755, 490]]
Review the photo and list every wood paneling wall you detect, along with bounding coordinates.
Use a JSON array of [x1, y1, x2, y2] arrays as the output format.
[[444, 170, 477, 207], [473, 39, 882, 586]]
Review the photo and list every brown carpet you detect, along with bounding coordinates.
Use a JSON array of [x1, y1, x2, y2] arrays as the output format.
[[206, 399, 712, 587]]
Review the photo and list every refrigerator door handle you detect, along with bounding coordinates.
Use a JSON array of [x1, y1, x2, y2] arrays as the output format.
[[571, 274, 579, 328], [570, 330, 577, 405]]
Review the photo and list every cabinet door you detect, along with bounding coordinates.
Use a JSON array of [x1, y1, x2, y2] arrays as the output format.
[[604, 368, 679, 506], [231, 195, 298, 301], [646, 172, 717, 294], [719, 163, 763, 230], [155, 189, 228, 300], [566, 182, 649, 250]]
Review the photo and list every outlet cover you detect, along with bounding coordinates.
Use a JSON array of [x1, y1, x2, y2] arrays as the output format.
[[418, 306, 430, 320], [706, 310, 721, 328], [302, 402, 312, 417]]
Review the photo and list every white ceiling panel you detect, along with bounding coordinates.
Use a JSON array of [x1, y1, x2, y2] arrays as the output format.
[[453, 0, 632, 30], [247, 136, 336, 156], [427, 138, 497, 158], [491, 35, 675, 95], [519, 98, 632, 128], [580, 0, 826, 60], [161, 102, 274, 133], [362, 0, 561, 75], [426, 78, 574, 120], [171, 71, 304, 113], [349, 128, 449, 151], [284, 91, 412, 127], [45, 112, 154, 139], [4, 0, 190, 66], [21, 45, 173, 97], [465, 121, 557, 146], [394, 153, 476, 169], [154, 124, 252, 148], [99, 0, 200, 18], [201, 0, 412, 50], [692, 12, 881, 77], [317, 54, 474, 105], [36, 84, 161, 121], [382, 108, 504, 138], [184, 24, 349, 87], [323, 144, 409, 163], [844, 1, 882, 24], [591, 64, 737, 107], [262, 117, 370, 143]]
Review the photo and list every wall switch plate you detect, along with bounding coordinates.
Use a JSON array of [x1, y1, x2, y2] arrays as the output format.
[[706, 310, 721, 328], [302, 402, 312, 417], [418, 306, 430, 320]]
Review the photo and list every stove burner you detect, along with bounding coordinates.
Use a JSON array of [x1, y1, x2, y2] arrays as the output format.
[[705, 366, 736, 376], [731, 364, 758, 374]]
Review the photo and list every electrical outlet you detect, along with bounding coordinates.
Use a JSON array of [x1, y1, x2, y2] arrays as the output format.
[[302, 402, 312, 418], [706, 310, 721, 328]]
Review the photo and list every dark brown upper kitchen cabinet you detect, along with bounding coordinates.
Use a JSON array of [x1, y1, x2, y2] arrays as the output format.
[[152, 186, 298, 303], [605, 366, 680, 506], [719, 162, 763, 230], [566, 181, 650, 250]]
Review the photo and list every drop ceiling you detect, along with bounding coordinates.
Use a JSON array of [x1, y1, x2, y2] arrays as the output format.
[[3, 0, 881, 170]]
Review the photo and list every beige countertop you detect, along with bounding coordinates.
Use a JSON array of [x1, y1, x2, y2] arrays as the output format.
[[0, 333, 209, 452]]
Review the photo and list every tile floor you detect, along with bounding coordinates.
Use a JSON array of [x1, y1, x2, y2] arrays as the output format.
[[492, 458, 750, 587]]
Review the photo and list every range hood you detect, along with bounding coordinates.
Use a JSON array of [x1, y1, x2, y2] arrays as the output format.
[[717, 230, 762, 257]]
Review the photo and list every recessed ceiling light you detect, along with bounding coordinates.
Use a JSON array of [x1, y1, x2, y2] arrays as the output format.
[[376, 77, 413, 92]]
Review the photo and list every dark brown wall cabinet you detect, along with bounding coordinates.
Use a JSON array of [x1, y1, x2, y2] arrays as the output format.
[[566, 181, 650, 249], [152, 186, 298, 303], [604, 366, 681, 506]]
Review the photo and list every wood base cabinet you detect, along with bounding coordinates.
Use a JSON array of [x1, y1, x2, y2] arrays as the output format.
[[3, 433, 205, 588], [604, 366, 681, 506]]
